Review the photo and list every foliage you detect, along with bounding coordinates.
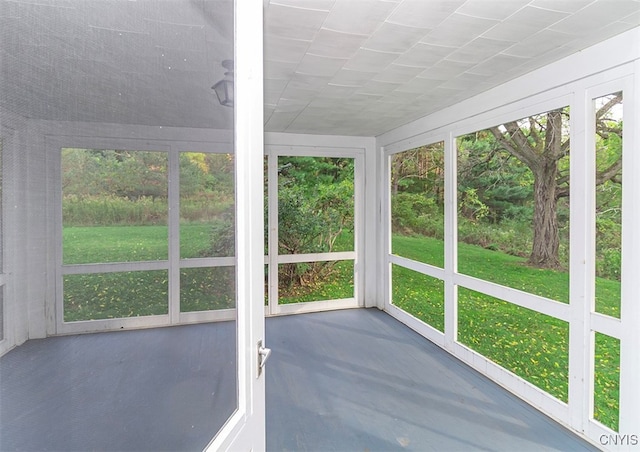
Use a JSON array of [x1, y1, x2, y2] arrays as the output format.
[[276, 157, 354, 293]]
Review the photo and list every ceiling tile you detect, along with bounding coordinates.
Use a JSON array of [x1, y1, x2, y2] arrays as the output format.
[[265, 60, 298, 80], [456, 0, 529, 20], [306, 28, 369, 59], [620, 9, 640, 25], [296, 53, 347, 77], [321, 84, 360, 98], [421, 13, 499, 47], [502, 29, 574, 58], [506, 5, 570, 27], [322, 0, 397, 35], [468, 53, 529, 76], [363, 22, 429, 53], [280, 84, 320, 102], [289, 73, 332, 90], [269, 0, 336, 11], [446, 37, 514, 64], [386, 0, 464, 28], [418, 60, 476, 80], [482, 21, 540, 42], [549, 1, 640, 35], [264, 3, 328, 41], [393, 76, 446, 94], [358, 80, 402, 95], [530, 0, 593, 13], [330, 69, 377, 86], [438, 77, 479, 91], [373, 64, 424, 83], [264, 34, 310, 63], [265, 110, 300, 131], [393, 42, 457, 67], [343, 48, 399, 72]]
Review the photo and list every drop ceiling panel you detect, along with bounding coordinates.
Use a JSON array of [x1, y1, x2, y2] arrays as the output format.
[[393, 43, 457, 67], [421, 13, 499, 47], [264, 3, 328, 40], [321, 0, 397, 35], [305, 28, 369, 59], [363, 22, 429, 53], [386, 0, 463, 28], [2, 0, 640, 137], [343, 48, 399, 72], [455, 0, 529, 20]]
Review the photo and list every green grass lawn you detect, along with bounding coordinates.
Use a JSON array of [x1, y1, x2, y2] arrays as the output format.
[[63, 225, 621, 430], [391, 234, 620, 431]]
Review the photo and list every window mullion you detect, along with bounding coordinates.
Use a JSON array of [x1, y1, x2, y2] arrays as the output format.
[[168, 150, 180, 323]]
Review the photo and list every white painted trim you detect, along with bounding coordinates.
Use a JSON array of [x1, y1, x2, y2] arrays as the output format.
[[62, 261, 170, 274], [272, 298, 359, 316], [178, 309, 236, 324], [265, 145, 364, 312], [591, 313, 622, 340], [618, 59, 640, 440], [179, 257, 236, 268], [265, 132, 371, 149], [277, 252, 355, 264], [265, 144, 365, 158], [363, 137, 380, 309], [58, 314, 170, 335], [389, 255, 445, 281], [454, 273, 571, 322], [206, 0, 265, 448], [444, 132, 457, 350], [267, 150, 278, 316]]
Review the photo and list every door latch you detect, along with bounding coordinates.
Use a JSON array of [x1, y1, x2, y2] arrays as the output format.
[[257, 339, 271, 377]]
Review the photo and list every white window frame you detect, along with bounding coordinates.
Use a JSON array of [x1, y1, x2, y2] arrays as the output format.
[[381, 61, 639, 446], [51, 137, 238, 335], [264, 145, 365, 316]]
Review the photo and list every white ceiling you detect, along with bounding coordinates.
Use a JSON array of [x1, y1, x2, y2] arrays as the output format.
[[1, 0, 639, 136], [264, 0, 640, 136]]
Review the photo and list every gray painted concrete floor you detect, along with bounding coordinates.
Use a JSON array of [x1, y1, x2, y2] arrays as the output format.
[[1, 308, 599, 451], [265, 309, 599, 452]]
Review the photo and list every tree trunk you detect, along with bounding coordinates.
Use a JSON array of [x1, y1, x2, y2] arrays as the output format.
[[529, 160, 560, 268]]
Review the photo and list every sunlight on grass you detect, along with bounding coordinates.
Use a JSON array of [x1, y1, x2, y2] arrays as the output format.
[[458, 287, 569, 402], [391, 264, 444, 332], [63, 226, 168, 264], [180, 266, 235, 312], [594, 333, 620, 431], [64, 271, 168, 321], [278, 260, 353, 304]]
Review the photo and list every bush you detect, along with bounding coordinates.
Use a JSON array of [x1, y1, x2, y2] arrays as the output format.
[[63, 195, 168, 226], [391, 192, 443, 238]]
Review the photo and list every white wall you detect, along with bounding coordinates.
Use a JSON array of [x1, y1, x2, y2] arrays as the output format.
[[0, 108, 28, 355], [377, 27, 640, 450]]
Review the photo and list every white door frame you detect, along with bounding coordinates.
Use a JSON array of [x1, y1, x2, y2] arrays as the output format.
[[205, 0, 265, 449]]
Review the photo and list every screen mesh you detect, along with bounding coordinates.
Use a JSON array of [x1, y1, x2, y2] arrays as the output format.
[[1, 1, 237, 449]]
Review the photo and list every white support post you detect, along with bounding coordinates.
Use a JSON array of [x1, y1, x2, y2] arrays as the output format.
[[619, 62, 640, 438], [267, 150, 278, 315], [443, 132, 457, 351], [568, 87, 592, 433]]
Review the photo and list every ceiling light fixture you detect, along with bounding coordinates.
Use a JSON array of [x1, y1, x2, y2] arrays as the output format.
[[212, 59, 234, 107]]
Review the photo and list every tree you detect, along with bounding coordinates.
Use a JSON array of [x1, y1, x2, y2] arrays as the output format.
[[489, 94, 622, 268], [276, 157, 354, 291]]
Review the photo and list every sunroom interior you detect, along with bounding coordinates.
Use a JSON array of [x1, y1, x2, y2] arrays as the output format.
[[1, 0, 639, 450]]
